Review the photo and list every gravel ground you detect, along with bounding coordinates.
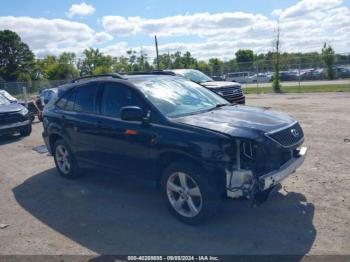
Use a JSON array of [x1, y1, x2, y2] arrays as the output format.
[[0, 92, 349, 256]]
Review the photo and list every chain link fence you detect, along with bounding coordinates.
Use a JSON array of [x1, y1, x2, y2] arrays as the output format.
[[0, 79, 70, 104], [210, 56, 350, 83], [1, 58, 350, 104]]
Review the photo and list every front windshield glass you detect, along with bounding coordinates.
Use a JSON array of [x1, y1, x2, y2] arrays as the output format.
[[0, 95, 10, 105], [176, 69, 213, 83], [134, 77, 229, 117]]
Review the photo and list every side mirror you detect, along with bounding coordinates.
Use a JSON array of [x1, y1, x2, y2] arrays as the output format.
[[120, 106, 144, 122]]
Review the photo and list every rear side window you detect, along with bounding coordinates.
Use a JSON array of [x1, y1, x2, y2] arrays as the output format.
[[56, 89, 76, 111], [100, 83, 144, 118], [74, 84, 98, 113]]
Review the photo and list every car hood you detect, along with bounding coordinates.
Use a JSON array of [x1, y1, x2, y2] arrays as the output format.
[[200, 81, 241, 89], [174, 105, 295, 139], [0, 103, 24, 114]]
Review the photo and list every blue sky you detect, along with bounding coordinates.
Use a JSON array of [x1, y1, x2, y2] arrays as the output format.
[[0, 0, 300, 20], [0, 0, 349, 59]]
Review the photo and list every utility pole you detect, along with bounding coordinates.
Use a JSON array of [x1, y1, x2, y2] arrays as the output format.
[[155, 35, 160, 70], [140, 46, 144, 71]]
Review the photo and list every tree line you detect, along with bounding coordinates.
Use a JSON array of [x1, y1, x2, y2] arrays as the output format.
[[0, 29, 347, 83]]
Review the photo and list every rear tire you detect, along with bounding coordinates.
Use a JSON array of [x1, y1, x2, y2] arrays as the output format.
[[53, 139, 81, 179], [161, 161, 221, 225], [20, 124, 32, 137]]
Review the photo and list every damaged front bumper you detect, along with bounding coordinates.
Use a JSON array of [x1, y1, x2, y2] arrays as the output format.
[[226, 146, 307, 199], [258, 146, 307, 190]]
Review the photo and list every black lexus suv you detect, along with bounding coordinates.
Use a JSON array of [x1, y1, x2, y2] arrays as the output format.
[[0, 94, 32, 137], [42, 73, 307, 224]]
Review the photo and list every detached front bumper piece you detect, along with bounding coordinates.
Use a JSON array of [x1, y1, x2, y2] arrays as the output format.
[[259, 147, 307, 191], [0, 120, 31, 135]]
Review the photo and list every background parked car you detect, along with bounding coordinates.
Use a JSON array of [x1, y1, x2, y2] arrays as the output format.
[[225, 72, 252, 83], [299, 69, 324, 80], [36, 88, 58, 108], [32, 88, 59, 121], [246, 73, 272, 83], [0, 94, 32, 137], [335, 66, 350, 79], [169, 69, 245, 104]]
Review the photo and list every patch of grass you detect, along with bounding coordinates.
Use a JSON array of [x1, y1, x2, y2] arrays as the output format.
[[244, 84, 350, 94]]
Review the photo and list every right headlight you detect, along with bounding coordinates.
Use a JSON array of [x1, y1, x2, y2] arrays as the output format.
[[20, 107, 29, 116]]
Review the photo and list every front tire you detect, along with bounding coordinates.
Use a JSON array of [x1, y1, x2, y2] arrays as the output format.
[[161, 161, 221, 225], [53, 139, 81, 179]]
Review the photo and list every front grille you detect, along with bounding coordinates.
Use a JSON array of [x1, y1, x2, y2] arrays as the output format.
[[213, 86, 243, 101], [267, 122, 304, 147], [0, 112, 26, 125]]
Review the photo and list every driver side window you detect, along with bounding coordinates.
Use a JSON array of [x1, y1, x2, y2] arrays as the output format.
[[100, 83, 145, 118]]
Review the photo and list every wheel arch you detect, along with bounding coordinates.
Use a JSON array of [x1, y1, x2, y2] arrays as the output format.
[[155, 151, 202, 188], [49, 133, 63, 155]]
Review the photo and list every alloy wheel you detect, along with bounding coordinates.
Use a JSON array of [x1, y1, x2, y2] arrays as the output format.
[[166, 172, 202, 218], [55, 144, 71, 175]]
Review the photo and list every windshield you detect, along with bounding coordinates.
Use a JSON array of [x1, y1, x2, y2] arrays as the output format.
[[134, 77, 229, 117], [0, 95, 10, 105], [176, 69, 213, 83]]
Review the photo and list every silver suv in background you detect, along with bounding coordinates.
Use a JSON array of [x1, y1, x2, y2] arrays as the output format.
[[168, 69, 245, 104]]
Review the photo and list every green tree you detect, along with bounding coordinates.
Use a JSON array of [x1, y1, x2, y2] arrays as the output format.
[[208, 58, 223, 76], [197, 61, 211, 75], [154, 53, 171, 70], [272, 25, 281, 93], [182, 51, 196, 69], [37, 53, 79, 80], [235, 49, 254, 71], [78, 48, 113, 75], [321, 43, 336, 80], [0, 30, 35, 81]]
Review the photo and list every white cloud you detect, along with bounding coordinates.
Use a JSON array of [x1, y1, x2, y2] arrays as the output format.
[[101, 42, 130, 57], [95, 32, 113, 44], [273, 0, 342, 20], [99, 1, 350, 59], [101, 12, 271, 38], [0, 0, 349, 61], [101, 16, 139, 36], [66, 2, 95, 18], [0, 16, 111, 57]]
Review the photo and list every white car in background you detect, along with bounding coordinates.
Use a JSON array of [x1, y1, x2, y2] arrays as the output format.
[[225, 72, 252, 83], [246, 73, 272, 83]]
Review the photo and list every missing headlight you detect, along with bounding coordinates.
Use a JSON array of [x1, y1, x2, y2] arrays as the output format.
[[242, 141, 253, 159]]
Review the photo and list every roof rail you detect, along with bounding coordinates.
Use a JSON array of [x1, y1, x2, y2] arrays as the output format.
[[71, 73, 126, 83], [127, 70, 176, 76]]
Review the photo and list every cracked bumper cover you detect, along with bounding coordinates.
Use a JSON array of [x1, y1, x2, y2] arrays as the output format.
[[258, 146, 307, 191]]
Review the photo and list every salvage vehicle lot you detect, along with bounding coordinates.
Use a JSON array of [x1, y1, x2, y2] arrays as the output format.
[[0, 92, 349, 255]]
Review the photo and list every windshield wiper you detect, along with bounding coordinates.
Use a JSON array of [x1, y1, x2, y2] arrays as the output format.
[[214, 103, 230, 108], [206, 103, 230, 112]]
